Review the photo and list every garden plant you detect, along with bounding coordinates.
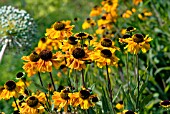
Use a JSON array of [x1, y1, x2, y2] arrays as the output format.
[[0, 0, 170, 114]]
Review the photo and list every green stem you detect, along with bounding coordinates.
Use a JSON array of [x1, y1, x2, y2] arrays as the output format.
[[13, 96, 19, 111], [133, 54, 137, 81], [106, 63, 113, 102], [49, 72, 56, 91], [75, 70, 78, 91], [81, 69, 86, 88], [126, 53, 130, 93], [37, 72, 50, 111], [23, 80, 31, 96], [136, 54, 140, 109]]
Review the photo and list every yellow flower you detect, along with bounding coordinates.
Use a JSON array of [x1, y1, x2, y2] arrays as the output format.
[[126, 26, 136, 33], [22, 51, 40, 77], [91, 49, 119, 68], [93, 38, 120, 53], [102, 0, 118, 13], [121, 29, 127, 36], [82, 18, 96, 30], [116, 101, 124, 110], [37, 37, 62, 51], [12, 95, 25, 111], [97, 16, 111, 27], [60, 36, 81, 52], [96, 26, 106, 34], [138, 9, 152, 21], [45, 20, 74, 40], [90, 5, 102, 17], [122, 110, 138, 114], [160, 100, 170, 108], [119, 34, 152, 54], [74, 32, 89, 39], [0, 80, 24, 100], [37, 50, 63, 72], [133, 0, 143, 5], [70, 88, 98, 110], [20, 94, 45, 114], [65, 47, 91, 71], [52, 88, 72, 112], [122, 10, 133, 18]]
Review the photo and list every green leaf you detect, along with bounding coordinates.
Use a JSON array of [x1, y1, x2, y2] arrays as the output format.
[[88, 107, 96, 114], [154, 67, 170, 75], [112, 85, 122, 103], [140, 94, 153, 110], [139, 83, 148, 94], [32, 81, 48, 93], [101, 87, 109, 113], [121, 87, 135, 110], [101, 87, 114, 113]]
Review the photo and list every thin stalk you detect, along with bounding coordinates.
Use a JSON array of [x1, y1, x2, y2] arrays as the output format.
[[0, 39, 8, 63], [136, 54, 140, 109], [126, 53, 130, 93], [49, 72, 56, 91], [75, 70, 78, 91], [133, 54, 137, 81], [13, 96, 19, 111], [81, 69, 86, 88], [106, 63, 113, 102], [23, 80, 30, 95], [37, 72, 50, 111], [68, 69, 72, 87]]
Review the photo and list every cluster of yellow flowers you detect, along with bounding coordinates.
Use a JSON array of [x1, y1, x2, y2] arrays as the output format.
[[1, 0, 163, 114]]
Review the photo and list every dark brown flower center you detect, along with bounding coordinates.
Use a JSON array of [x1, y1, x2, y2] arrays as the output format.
[[60, 64, 67, 69], [74, 17, 78, 21], [72, 48, 85, 59], [27, 96, 39, 107], [13, 110, 20, 114], [24, 89, 29, 96], [133, 34, 144, 43], [76, 32, 87, 38], [57, 85, 64, 92], [68, 36, 78, 45], [93, 5, 98, 10], [88, 35, 93, 40], [16, 72, 24, 78], [126, 26, 135, 32], [118, 100, 123, 104], [80, 90, 90, 100], [92, 97, 98, 102], [29, 52, 40, 62], [101, 49, 112, 58], [18, 95, 24, 101], [40, 37, 46, 43], [125, 110, 135, 114], [54, 22, 66, 30], [102, 26, 106, 29], [39, 50, 52, 61], [5, 80, 16, 91], [86, 18, 91, 23], [161, 100, 170, 106], [101, 16, 106, 20], [123, 34, 131, 39], [60, 90, 70, 100], [108, 0, 113, 5], [101, 38, 112, 47]]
